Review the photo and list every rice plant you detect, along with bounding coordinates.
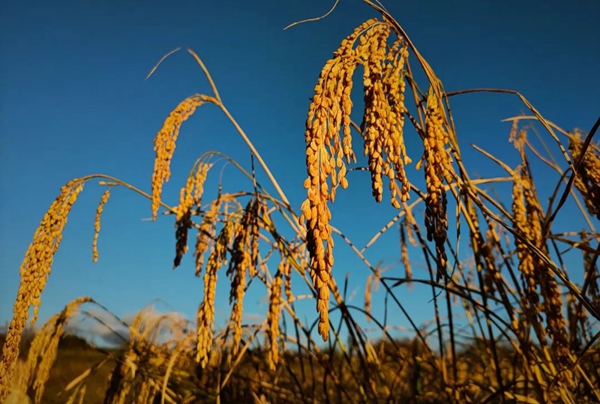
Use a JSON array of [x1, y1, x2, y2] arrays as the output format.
[[2, 2, 599, 403]]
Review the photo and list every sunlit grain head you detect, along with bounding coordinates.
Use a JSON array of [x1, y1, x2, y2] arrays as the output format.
[[0, 179, 85, 400], [151, 96, 205, 221], [92, 189, 111, 263]]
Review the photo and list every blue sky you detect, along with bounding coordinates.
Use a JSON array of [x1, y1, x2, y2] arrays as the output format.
[[1, 0, 599, 346]]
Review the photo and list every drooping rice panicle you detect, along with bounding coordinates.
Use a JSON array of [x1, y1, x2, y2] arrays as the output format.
[[151, 96, 205, 220], [92, 189, 111, 263], [0, 179, 85, 400]]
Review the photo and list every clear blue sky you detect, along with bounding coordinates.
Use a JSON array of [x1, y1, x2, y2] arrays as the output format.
[[1, 0, 599, 345]]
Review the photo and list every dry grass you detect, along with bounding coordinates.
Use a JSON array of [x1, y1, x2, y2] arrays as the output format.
[[1, 1, 600, 403]]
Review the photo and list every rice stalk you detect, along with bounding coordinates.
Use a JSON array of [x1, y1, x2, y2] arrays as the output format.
[[266, 272, 283, 371], [301, 17, 412, 341], [92, 189, 111, 263], [20, 297, 92, 404], [569, 131, 600, 220], [512, 162, 573, 386], [580, 230, 600, 313], [196, 218, 232, 367], [227, 199, 258, 356], [300, 20, 372, 340], [423, 86, 453, 279], [281, 255, 293, 303], [137, 376, 156, 404], [151, 96, 206, 221], [194, 196, 222, 276], [174, 163, 211, 269], [0, 178, 85, 401]]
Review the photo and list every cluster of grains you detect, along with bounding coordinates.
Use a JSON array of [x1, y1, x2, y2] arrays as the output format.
[[248, 199, 262, 277], [512, 166, 571, 379], [194, 198, 222, 276], [151, 96, 205, 220], [482, 225, 502, 295], [0, 179, 85, 402], [300, 22, 366, 340], [19, 297, 92, 404], [512, 168, 542, 324], [360, 33, 411, 208], [136, 377, 157, 404], [266, 272, 283, 371], [300, 20, 374, 340], [422, 87, 453, 279], [566, 288, 586, 353], [196, 218, 233, 367], [174, 163, 211, 269], [573, 230, 598, 345], [105, 309, 178, 404], [581, 231, 599, 314], [301, 18, 411, 340], [227, 198, 264, 355], [92, 189, 111, 263], [569, 132, 600, 220], [280, 256, 293, 303], [466, 201, 500, 296]]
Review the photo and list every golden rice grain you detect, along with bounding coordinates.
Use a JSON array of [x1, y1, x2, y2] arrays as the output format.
[[173, 211, 193, 270], [267, 273, 283, 371], [104, 310, 175, 403], [360, 32, 411, 208], [20, 297, 92, 404], [174, 163, 211, 269], [280, 256, 293, 303], [465, 200, 498, 296], [482, 225, 501, 295], [194, 198, 221, 276], [512, 166, 571, 378], [360, 24, 393, 203], [196, 220, 232, 367], [365, 274, 373, 322], [423, 87, 452, 279], [228, 199, 258, 355], [249, 199, 265, 278], [511, 168, 543, 333], [137, 376, 155, 404], [569, 131, 600, 220], [574, 231, 595, 339], [151, 96, 205, 221], [301, 18, 412, 340], [0, 179, 85, 402], [399, 223, 413, 289], [92, 189, 111, 263], [104, 344, 137, 403], [301, 19, 380, 341], [177, 163, 211, 223]]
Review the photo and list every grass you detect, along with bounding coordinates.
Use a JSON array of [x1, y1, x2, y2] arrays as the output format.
[[1, 1, 599, 403]]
